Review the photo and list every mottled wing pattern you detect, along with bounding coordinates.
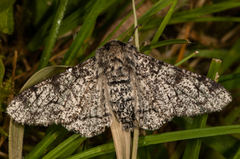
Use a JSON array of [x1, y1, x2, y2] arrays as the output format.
[[134, 52, 232, 130], [7, 57, 112, 137], [63, 72, 112, 137], [7, 39, 232, 137]]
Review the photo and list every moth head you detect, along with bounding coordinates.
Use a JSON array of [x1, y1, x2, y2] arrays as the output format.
[[96, 40, 136, 69]]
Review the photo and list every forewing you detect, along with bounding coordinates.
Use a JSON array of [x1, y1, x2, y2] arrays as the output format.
[[63, 75, 112, 137], [134, 52, 232, 130], [7, 57, 111, 137]]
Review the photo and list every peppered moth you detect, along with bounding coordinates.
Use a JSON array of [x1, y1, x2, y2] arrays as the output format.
[[7, 40, 232, 137]]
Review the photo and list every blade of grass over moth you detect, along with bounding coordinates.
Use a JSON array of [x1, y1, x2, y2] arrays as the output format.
[[141, 39, 189, 52], [61, 0, 106, 66], [182, 59, 222, 159], [37, 0, 69, 71], [132, 1, 140, 158], [110, 114, 131, 159], [145, 0, 178, 55], [65, 125, 240, 159], [132, 124, 139, 159]]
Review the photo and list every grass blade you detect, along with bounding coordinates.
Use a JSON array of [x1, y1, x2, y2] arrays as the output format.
[[37, 0, 69, 71], [218, 73, 240, 90], [85, 0, 145, 61], [61, 0, 106, 65], [66, 125, 240, 159], [43, 134, 86, 159], [141, 39, 189, 52], [145, 0, 178, 55], [24, 126, 68, 159]]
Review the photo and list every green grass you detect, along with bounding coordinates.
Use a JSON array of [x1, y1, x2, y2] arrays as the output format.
[[1, 0, 240, 158]]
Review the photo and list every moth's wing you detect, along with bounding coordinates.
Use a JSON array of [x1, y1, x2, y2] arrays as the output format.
[[7, 57, 112, 137], [62, 73, 112, 137], [134, 52, 232, 130]]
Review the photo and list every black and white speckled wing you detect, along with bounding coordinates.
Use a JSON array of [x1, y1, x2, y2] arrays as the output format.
[[7, 57, 112, 137], [134, 52, 232, 130], [7, 39, 232, 137]]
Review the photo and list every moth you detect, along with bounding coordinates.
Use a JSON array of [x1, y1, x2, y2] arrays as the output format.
[[7, 40, 232, 137]]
